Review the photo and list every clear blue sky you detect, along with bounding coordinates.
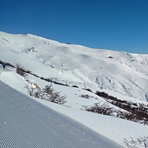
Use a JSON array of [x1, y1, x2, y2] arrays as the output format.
[[0, 0, 148, 53]]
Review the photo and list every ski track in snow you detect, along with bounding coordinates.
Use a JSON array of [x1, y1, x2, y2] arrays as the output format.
[[0, 81, 122, 148]]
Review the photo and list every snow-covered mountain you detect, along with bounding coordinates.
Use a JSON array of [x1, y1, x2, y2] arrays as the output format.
[[0, 31, 148, 101], [0, 31, 148, 147]]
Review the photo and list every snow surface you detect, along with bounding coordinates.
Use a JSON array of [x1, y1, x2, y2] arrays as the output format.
[[0, 32, 148, 101], [1, 81, 121, 148], [0, 32, 148, 147]]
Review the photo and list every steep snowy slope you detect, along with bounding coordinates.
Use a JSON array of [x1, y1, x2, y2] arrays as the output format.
[[0, 31, 148, 101]]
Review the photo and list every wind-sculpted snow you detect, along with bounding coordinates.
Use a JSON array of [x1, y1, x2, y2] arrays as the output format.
[[0, 81, 122, 148]]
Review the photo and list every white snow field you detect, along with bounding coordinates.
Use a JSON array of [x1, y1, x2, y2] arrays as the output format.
[[0, 81, 122, 148], [0, 31, 148, 147]]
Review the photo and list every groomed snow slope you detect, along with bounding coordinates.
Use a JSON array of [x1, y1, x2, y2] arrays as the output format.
[[0, 63, 148, 147], [0, 81, 122, 148]]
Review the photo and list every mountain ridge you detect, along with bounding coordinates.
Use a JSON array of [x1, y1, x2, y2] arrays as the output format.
[[0, 31, 148, 102]]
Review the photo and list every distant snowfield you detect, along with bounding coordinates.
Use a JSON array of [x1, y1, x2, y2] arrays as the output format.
[[0, 32, 148, 147], [0, 31, 148, 102]]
